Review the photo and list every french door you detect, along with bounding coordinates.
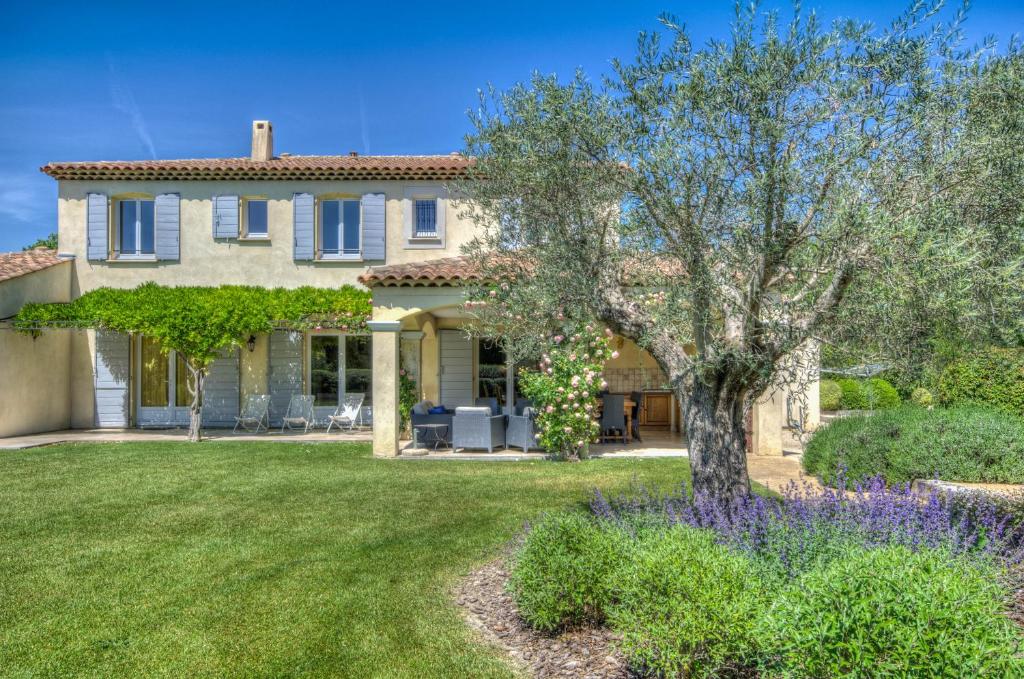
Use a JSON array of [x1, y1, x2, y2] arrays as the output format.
[[307, 333, 372, 424], [136, 336, 191, 426]]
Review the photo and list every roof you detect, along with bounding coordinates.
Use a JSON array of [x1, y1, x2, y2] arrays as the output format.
[[359, 254, 685, 288], [40, 154, 475, 181], [359, 256, 486, 287], [0, 248, 65, 283]]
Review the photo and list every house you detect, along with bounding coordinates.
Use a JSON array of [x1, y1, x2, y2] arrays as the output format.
[[0, 120, 818, 454]]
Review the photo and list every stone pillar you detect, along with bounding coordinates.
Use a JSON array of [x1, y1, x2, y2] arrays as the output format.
[[751, 388, 785, 456], [369, 320, 401, 458]]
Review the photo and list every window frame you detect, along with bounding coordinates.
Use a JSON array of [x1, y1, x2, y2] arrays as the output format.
[[317, 197, 362, 260], [413, 198, 438, 237], [113, 197, 157, 259], [403, 186, 446, 249], [241, 197, 270, 239], [304, 331, 372, 422]]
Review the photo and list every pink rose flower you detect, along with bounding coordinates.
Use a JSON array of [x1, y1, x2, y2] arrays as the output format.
[[546, 405, 555, 413], [553, 335, 564, 344], [611, 351, 620, 359]]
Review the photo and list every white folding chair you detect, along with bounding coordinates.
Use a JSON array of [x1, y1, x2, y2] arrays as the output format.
[[280, 394, 315, 433], [234, 394, 270, 433], [326, 393, 364, 433]]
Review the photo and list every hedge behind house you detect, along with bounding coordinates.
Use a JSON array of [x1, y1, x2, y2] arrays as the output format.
[[803, 405, 1024, 486], [938, 347, 1024, 416]]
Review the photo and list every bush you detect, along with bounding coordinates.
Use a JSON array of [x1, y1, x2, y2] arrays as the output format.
[[939, 347, 1024, 416], [508, 512, 632, 631], [819, 379, 842, 411], [836, 378, 866, 410], [758, 546, 1023, 677], [609, 527, 769, 678], [865, 377, 901, 409], [911, 386, 934, 407], [803, 404, 1024, 485]]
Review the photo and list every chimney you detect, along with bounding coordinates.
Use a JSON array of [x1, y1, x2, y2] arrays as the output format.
[[251, 120, 273, 161]]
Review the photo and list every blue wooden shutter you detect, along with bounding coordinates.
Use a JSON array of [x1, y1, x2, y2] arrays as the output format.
[[293, 193, 315, 260], [94, 330, 130, 427], [268, 331, 303, 425], [212, 195, 239, 238], [361, 193, 386, 260], [86, 192, 109, 261], [202, 347, 240, 426], [154, 193, 180, 260]]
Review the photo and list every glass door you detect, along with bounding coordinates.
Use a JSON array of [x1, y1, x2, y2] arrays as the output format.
[[308, 334, 372, 425], [137, 336, 191, 426]]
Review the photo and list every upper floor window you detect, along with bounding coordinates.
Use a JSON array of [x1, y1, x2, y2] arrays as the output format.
[[243, 199, 268, 238], [414, 199, 437, 237], [319, 199, 360, 259], [116, 199, 155, 257]]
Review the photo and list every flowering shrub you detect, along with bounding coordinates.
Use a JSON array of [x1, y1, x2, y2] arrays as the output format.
[[518, 325, 615, 460], [591, 472, 1023, 578]]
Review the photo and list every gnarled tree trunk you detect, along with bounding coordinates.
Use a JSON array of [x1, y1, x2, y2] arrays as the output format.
[[676, 378, 752, 506], [186, 365, 206, 443]]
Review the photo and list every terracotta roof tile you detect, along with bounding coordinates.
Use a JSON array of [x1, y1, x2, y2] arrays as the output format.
[[0, 248, 65, 283], [359, 256, 485, 287], [359, 254, 685, 287], [40, 154, 475, 181]]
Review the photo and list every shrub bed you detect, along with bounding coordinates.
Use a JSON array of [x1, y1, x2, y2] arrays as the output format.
[[803, 404, 1024, 486], [508, 481, 1024, 677]]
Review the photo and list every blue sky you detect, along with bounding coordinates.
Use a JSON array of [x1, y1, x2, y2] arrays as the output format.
[[1, 1, 1021, 251]]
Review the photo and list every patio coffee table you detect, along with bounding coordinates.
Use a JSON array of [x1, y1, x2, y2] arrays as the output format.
[[413, 423, 450, 451]]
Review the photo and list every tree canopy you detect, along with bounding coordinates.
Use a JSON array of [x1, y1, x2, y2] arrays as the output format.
[[457, 1, 1024, 502]]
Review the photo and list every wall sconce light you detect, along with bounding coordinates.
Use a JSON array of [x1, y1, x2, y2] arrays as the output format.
[[246, 335, 256, 353]]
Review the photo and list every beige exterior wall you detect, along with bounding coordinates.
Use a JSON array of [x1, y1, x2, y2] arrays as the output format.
[[57, 179, 477, 295], [240, 333, 270, 403], [0, 263, 74, 437]]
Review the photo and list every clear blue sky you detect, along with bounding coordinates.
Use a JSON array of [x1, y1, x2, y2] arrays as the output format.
[[1, 0, 1020, 251]]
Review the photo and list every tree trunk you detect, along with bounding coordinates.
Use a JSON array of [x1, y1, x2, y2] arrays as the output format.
[[187, 367, 206, 443], [678, 379, 752, 506]]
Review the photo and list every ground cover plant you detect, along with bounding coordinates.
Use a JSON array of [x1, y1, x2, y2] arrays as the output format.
[[509, 476, 1024, 677], [0, 441, 693, 678], [803, 404, 1024, 486]]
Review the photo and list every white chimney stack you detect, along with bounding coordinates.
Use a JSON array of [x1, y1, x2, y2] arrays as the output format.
[[251, 120, 273, 161]]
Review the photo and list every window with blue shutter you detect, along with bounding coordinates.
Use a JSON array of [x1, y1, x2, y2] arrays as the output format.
[[293, 193, 315, 260]]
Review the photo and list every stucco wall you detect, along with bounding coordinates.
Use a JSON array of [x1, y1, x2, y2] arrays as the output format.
[[57, 179, 478, 295], [0, 263, 74, 436]]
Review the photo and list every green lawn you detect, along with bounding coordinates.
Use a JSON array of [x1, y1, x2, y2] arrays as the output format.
[[0, 442, 692, 678]]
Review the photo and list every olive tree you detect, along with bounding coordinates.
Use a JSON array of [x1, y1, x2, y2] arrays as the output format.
[[458, 2, 1017, 503]]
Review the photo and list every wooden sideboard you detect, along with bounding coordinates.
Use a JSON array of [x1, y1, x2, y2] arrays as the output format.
[[640, 391, 673, 428]]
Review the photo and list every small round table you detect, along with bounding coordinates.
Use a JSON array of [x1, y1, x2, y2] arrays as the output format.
[[413, 423, 450, 451]]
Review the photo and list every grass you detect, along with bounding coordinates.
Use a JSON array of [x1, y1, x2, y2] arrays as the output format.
[[0, 442, 693, 677]]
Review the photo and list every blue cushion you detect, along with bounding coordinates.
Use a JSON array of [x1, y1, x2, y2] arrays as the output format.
[[428, 405, 447, 414]]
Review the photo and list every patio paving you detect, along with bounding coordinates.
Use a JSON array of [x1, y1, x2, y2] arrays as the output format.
[[0, 427, 372, 450]]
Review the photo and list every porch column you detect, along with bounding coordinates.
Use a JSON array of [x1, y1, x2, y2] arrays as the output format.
[[369, 320, 402, 458], [751, 388, 785, 456]]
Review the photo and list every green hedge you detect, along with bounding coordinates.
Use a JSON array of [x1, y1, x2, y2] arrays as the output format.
[[758, 547, 1022, 677], [833, 377, 901, 410], [819, 379, 842, 411], [804, 405, 1024, 486], [939, 347, 1024, 416]]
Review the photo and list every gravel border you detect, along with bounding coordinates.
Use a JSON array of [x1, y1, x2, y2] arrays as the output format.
[[455, 558, 631, 678]]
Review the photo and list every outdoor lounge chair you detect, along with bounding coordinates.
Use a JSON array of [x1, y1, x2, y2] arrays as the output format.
[[326, 393, 364, 433], [452, 406, 506, 453], [410, 400, 454, 445], [280, 394, 316, 433], [234, 394, 270, 433], [506, 406, 540, 452]]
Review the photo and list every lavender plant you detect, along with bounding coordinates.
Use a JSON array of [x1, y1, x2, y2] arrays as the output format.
[[591, 471, 1023, 579]]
